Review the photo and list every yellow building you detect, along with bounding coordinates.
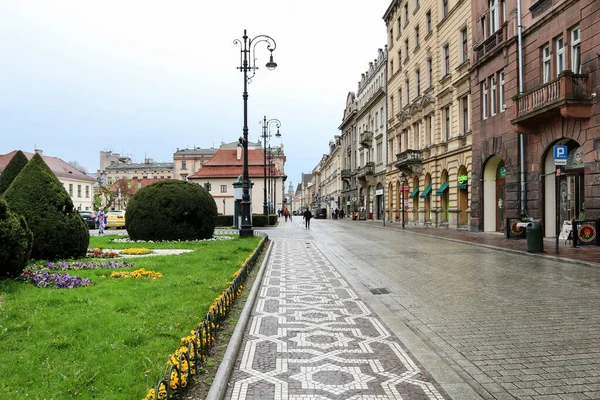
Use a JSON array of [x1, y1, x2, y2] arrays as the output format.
[[383, 0, 472, 228]]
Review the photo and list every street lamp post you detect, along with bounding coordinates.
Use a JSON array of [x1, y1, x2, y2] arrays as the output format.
[[400, 172, 406, 229], [234, 30, 277, 237], [259, 116, 281, 216]]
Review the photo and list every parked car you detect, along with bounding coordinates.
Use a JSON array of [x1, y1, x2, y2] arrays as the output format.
[[78, 210, 97, 229], [313, 208, 327, 219], [105, 210, 126, 229]]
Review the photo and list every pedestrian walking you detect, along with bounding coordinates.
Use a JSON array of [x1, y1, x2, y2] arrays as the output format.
[[97, 207, 105, 234], [340, 209, 344, 219], [284, 208, 289, 222], [303, 208, 312, 229]]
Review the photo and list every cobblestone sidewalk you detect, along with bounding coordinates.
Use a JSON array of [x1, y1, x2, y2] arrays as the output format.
[[225, 238, 451, 399]]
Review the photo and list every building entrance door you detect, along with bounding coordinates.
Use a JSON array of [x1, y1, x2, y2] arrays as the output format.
[[496, 162, 506, 232]]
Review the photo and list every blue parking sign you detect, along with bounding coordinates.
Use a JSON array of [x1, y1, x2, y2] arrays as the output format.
[[553, 145, 568, 165], [553, 145, 568, 159]]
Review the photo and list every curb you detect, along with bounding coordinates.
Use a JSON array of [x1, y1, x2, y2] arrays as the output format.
[[205, 240, 273, 400]]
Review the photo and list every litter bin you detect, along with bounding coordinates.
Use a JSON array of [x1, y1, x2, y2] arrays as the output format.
[[526, 221, 544, 252]]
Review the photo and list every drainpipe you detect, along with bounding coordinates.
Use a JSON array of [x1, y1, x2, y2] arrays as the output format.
[[517, 0, 526, 216], [384, 45, 388, 225]]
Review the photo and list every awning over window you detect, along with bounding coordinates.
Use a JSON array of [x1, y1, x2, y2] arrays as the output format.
[[436, 181, 450, 195], [420, 184, 432, 198], [408, 187, 420, 199], [457, 183, 468, 190]]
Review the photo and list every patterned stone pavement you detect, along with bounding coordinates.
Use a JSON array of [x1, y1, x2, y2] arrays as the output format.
[[225, 237, 452, 399]]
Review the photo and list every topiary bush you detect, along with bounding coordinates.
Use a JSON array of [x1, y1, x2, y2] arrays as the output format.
[[0, 198, 33, 278], [0, 150, 28, 195], [126, 180, 218, 241], [2, 153, 89, 261]]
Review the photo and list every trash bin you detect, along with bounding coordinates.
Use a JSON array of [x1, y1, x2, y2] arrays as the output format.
[[526, 221, 544, 252]]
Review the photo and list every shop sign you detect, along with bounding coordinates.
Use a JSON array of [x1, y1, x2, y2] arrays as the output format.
[[457, 174, 468, 184]]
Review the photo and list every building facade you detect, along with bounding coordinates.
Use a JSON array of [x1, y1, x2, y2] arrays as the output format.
[[470, 0, 599, 237], [356, 48, 388, 220], [339, 93, 360, 216], [384, 0, 472, 228], [187, 146, 286, 216], [173, 147, 218, 181], [0, 149, 96, 211]]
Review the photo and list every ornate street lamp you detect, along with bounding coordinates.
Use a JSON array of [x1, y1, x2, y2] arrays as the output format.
[[400, 172, 406, 229], [234, 30, 277, 237], [259, 116, 281, 216]]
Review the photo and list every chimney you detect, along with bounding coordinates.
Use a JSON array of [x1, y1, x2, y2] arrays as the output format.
[[237, 145, 242, 161], [34, 149, 43, 156]]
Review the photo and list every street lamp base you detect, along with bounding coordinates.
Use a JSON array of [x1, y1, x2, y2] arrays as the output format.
[[239, 228, 254, 237]]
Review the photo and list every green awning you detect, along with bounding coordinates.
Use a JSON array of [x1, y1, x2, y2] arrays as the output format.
[[420, 184, 432, 198], [436, 181, 450, 195], [408, 187, 420, 199], [457, 183, 468, 190]]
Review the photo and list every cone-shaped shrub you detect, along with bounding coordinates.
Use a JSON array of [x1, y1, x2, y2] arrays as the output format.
[[2, 153, 89, 260], [0, 150, 28, 195], [126, 180, 217, 241], [0, 198, 33, 278]]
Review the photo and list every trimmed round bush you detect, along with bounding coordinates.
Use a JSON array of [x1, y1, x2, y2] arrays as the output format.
[[0, 198, 33, 278], [126, 180, 217, 241], [2, 153, 89, 260], [0, 150, 28, 195]]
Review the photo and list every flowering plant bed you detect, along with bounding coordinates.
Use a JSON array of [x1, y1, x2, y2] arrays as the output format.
[[87, 248, 120, 258], [0, 234, 263, 399], [110, 268, 163, 279], [120, 248, 153, 255]]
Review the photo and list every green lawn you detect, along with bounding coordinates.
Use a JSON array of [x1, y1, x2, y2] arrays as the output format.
[[0, 234, 261, 399]]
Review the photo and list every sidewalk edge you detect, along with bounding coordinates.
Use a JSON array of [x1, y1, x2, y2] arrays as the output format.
[[205, 240, 273, 400]]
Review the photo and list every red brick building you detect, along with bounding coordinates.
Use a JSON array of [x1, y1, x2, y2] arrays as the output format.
[[470, 0, 599, 238]]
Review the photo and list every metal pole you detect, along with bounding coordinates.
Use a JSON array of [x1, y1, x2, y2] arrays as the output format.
[[240, 30, 253, 237], [263, 115, 268, 216], [402, 185, 405, 229], [555, 167, 560, 254]]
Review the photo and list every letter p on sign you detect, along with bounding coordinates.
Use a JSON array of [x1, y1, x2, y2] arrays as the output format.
[[554, 145, 567, 165]]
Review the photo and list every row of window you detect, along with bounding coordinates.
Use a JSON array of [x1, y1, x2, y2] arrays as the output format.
[[481, 70, 505, 120], [391, 0, 453, 45], [203, 184, 233, 194], [388, 94, 470, 160], [542, 26, 581, 83], [66, 184, 91, 199], [106, 176, 172, 185]]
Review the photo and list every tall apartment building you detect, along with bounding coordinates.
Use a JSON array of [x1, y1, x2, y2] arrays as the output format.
[[384, 0, 472, 228], [356, 48, 388, 220], [470, 0, 599, 237], [339, 93, 359, 215]]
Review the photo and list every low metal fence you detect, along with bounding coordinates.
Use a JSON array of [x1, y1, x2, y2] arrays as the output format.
[[146, 230, 268, 400]]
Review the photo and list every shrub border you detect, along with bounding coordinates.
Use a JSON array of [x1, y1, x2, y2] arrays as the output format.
[[144, 230, 268, 400]]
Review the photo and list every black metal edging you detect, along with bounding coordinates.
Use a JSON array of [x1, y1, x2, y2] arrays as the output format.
[[146, 231, 268, 400]]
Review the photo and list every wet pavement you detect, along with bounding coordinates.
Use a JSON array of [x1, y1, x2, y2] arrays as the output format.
[[219, 218, 600, 400]]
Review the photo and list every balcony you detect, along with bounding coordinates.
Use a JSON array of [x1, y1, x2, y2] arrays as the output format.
[[475, 26, 505, 65], [359, 131, 373, 148], [511, 72, 592, 133], [394, 149, 423, 175], [356, 162, 375, 178], [341, 169, 354, 179]]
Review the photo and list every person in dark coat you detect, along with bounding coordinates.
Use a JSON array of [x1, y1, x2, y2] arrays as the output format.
[[303, 208, 312, 229]]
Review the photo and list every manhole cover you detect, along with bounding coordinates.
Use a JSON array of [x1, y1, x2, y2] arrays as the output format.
[[369, 287, 390, 295]]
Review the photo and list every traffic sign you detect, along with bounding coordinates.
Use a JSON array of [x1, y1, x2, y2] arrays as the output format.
[[401, 185, 410, 192]]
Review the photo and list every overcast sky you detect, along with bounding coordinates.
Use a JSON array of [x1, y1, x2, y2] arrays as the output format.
[[0, 0, 390, 189]]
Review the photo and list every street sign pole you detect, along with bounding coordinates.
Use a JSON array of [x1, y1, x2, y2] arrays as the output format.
[[555, 167, 560, 254]]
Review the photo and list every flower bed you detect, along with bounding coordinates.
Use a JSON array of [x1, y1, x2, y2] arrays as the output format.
[[87, 248, 120, 258], [111, 268, 163, 279], [112, 235, 235, 244], [120, 248, 153, 255], [143, 235, 267, 400]]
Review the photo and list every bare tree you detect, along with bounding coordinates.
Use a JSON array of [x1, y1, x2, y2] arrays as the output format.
[[68, 160, 88, 174]]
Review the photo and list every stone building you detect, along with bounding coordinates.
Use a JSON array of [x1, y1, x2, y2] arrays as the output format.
[[356, 48, 388, 220], [384, 0, 473, 228], [469, 0, 599, 237], [173, 147, 218, 181], [0, 149, 96, 211], [339, 93, 360, 216]]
